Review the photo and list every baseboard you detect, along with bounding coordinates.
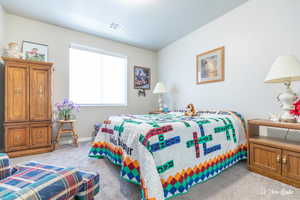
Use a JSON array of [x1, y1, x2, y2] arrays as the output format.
[[59, 137, 93, 145]]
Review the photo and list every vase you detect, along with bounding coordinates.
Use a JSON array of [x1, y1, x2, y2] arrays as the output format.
[[64, 113, 71, 120]]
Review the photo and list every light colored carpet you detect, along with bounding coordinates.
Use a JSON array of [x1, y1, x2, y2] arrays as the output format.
[[11, 142, 300, 200]]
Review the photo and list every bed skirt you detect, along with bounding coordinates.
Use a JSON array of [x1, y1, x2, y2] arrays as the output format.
[[89, 142, 247, 200]]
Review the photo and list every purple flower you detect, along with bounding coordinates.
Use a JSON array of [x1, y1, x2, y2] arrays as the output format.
[[55, 98, 80, 119]]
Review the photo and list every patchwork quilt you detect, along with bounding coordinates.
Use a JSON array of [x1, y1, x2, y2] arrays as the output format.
[[89, 111, 247, 200]]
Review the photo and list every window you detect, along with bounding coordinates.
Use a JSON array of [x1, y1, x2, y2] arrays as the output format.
[[69, 44, 127, 106]]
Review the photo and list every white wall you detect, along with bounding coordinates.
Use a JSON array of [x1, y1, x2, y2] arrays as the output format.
[[4, 14, 158, 142], [0, 5, 5, 55], [0, 5, 5, 149], [158, 0, 300, 120]]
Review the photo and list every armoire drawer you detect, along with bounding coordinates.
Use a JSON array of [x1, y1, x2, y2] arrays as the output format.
[[30, 123, 52, 148], [5, 124, 30, 152]]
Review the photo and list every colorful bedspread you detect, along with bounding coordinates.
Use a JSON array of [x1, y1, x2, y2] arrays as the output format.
[[89, 111, 247, 200]]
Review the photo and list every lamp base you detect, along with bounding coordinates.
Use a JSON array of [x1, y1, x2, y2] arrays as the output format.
[[277, 82, 298, 123], [158, 94, 163, 112]]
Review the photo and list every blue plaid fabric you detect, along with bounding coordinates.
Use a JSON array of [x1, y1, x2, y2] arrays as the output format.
[[0, 161, 83, 200], [75, 170, 100, 200], [0, 153, 10, 180], [0, 161, 100, 200]]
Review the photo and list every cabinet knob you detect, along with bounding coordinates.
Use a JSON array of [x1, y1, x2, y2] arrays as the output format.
[[282, 156, 287, 164], [276, 155, 281, 163]]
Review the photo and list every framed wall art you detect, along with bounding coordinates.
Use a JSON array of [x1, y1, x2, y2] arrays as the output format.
[[134, 66, 151, 90], [196, 46, 224, 84]]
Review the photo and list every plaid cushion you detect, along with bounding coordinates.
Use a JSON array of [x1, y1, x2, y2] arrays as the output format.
[[75, 170, 100, 200], [0, 161, 83, 200], [0, 153, 10, 180]]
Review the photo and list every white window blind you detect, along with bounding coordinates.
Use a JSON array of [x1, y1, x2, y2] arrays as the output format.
[[69, 44, 127, 106]]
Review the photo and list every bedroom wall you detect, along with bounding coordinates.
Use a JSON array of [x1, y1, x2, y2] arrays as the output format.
[[158, 0, 300, 140], [3, 14, 158, 143], [0, 5, 5, 150], [0, 5, 5, 55], [158, 0, 300, 120]]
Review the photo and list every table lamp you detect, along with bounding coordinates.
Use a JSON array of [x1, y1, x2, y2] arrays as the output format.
[[153, 82, 167, 111], [264, 56, 300, 123]]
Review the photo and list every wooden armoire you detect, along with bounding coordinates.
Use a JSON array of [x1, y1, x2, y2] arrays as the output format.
[[2, 57, 53, 157]]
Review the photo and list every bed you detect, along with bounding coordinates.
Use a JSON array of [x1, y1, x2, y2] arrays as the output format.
[[89, 110, 247, 200]]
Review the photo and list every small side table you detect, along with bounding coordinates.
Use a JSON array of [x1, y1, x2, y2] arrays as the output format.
[[56, 120, 78, 148]]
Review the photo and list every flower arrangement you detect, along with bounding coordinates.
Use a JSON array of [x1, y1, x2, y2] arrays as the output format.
[[55, 98, 80, 120], [290, 99, 300, 117]]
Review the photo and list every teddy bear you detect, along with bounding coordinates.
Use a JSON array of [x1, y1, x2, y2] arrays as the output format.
[[184, 104, 197, 116]]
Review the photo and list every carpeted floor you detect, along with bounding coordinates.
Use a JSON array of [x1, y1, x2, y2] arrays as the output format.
[[11, 142, 300, 200]]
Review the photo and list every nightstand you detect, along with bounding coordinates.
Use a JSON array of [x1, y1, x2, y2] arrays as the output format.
[[248, 119, 300, 188]]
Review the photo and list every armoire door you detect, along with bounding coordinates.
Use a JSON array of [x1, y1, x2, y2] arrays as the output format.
[[5, 63, 29, 122], [30, 65, 52, 121]]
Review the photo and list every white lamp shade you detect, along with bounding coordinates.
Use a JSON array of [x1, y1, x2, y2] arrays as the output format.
[[153, 82, 167, 94], [265, 56, 300, 83]]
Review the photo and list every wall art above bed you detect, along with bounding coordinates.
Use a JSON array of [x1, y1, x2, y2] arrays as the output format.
[[134, 66, 151, 90], [196, 46, 224, 84]]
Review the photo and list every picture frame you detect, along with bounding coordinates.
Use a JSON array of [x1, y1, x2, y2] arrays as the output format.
[[134, 66, 151, 90], [22, 40, 48, 62], [196, 46, 224, 84]]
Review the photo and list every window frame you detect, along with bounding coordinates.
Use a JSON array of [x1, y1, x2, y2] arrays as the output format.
[[69, 43, 128, 107]]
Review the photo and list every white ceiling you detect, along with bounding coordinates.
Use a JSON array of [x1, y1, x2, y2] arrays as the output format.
[[0, 0, 248, 51]]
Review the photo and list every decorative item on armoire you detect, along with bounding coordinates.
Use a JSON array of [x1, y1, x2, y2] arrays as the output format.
[[22, 41, 48, 62], [264, 55, 300, 123], [153, 82, 167, 111], [2, 42, 23, 59], [196, 46, 224, 84]]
